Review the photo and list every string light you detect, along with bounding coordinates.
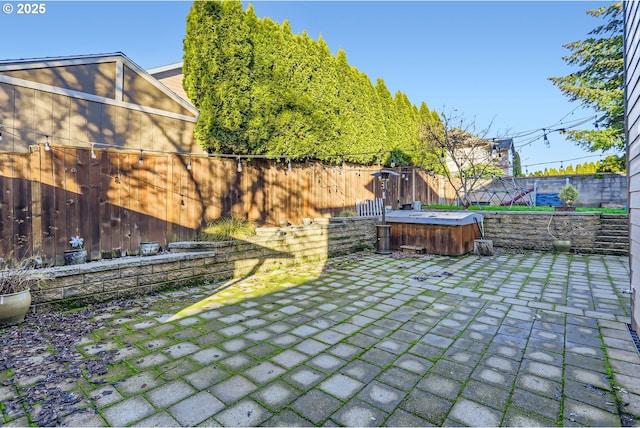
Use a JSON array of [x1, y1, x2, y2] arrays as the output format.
[[237, 157, 242, 173], [0, 126, 3, 142], [287, 158, 292, 172], [91, 143, 97, 159], [0, 116, 612, 174], [138, 150, 143, 165], [186, 158, 192, 171]]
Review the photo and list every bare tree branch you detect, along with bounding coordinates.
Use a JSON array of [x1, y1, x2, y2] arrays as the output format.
[[418, 111, 504, 207]]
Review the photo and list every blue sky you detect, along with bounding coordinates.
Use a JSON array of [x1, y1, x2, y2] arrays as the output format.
[[1, 1, 617, 173]]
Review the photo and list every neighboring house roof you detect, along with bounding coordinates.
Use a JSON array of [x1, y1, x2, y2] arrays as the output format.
[[147, 61, 183, 75], [0, 52, 198, 122], [445, 132, 513, 176], [492, 138, 514, 151], [147, 61, 191, 104]]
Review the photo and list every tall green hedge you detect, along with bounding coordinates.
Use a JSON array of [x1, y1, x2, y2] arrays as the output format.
[[183, 0, 441, 167]]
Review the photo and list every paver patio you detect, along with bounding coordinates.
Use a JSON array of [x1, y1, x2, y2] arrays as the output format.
[[1, 249, 639, 426]]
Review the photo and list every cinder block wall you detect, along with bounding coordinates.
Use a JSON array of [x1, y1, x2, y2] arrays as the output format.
[[30, 217, 377, 311], [480, 212, 601, 251]]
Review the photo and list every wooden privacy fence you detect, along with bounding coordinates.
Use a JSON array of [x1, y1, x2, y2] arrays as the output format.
[[0, 146, 454, 264]]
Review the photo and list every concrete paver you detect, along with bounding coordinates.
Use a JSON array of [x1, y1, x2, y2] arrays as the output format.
[[1, 250, 639, 426]]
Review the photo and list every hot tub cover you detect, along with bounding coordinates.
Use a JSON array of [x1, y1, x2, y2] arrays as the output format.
[[385, 210, 483, 226]]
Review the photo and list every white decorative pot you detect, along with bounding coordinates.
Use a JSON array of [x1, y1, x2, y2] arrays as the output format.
[[140, 241, 160, 256], [0, 289, 31, 326]]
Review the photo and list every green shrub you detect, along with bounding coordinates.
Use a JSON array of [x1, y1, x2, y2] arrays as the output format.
[[337, 210, 358, 217], [198, 216, 256, 241], [558, 184, 579, 206]]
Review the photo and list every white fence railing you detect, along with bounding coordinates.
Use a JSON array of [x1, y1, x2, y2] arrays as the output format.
[[356, 198, 384, 216]]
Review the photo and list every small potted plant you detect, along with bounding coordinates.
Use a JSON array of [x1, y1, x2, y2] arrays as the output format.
[[64, 236, 88, 265], [557, 184, 579, 211], [0, 257, 43, 326]]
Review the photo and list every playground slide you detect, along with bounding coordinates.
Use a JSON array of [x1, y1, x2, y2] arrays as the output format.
[[500, 187, 534, 206]]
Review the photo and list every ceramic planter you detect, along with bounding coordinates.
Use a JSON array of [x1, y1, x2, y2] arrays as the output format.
[[552, 239, 571, 253], [140, 241, 160, 256], [64, 249, 87, 265], [0, 289, 31, 326]]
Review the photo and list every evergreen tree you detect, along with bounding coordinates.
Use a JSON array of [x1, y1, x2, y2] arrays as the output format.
[[183, 0, 253, 153], [597, 154, 626, 172], [549, 3, 623, 154], [512, 151, 522, 177], [183, 0, 441, 167]]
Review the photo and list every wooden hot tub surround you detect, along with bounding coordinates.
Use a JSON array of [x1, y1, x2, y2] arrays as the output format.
[[385, 211, 483, 256]]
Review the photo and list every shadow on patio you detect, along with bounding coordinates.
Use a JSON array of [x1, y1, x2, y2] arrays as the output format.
[[1, 249, 638, 427]]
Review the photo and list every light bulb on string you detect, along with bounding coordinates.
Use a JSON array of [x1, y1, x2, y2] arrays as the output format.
[[287, 158, 292, 172], [186, 158, 192, 171], [237, 157, 242, 173], [0, 127, 3, 142], [91, 143, 97, 159], [44, 135, 50, 151], [138, 150, 143, 165], [543, 130, 549, 148]]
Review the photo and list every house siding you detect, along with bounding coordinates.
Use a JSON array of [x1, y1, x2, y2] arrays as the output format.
[[149, 65, 191, 104], [0, 54, 200, 155], [1, 62, 117, 99], [625, 1, 640, 330]]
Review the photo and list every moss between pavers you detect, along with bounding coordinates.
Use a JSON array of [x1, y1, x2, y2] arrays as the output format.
[[245, 343, 280, 359], [92, 363, 137, 384], [117, 330, 155, 345], [154, 358, 200, 381], [0, 369, 13, 383], [147, 322, 178, 336]]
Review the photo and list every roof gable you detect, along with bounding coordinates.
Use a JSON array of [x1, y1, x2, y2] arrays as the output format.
[[0, 53, 198, 122]]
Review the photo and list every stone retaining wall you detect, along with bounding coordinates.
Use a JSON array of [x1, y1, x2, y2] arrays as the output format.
[[480, 211, 602, 252], [30, 217, 377, 311], [27, 213, 624, 311]]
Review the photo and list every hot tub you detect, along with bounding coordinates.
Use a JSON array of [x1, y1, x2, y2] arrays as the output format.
[[385, 211, 483, 256]]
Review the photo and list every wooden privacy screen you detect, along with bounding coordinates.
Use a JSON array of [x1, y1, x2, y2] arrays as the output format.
[[0, 146, 451, 263]]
